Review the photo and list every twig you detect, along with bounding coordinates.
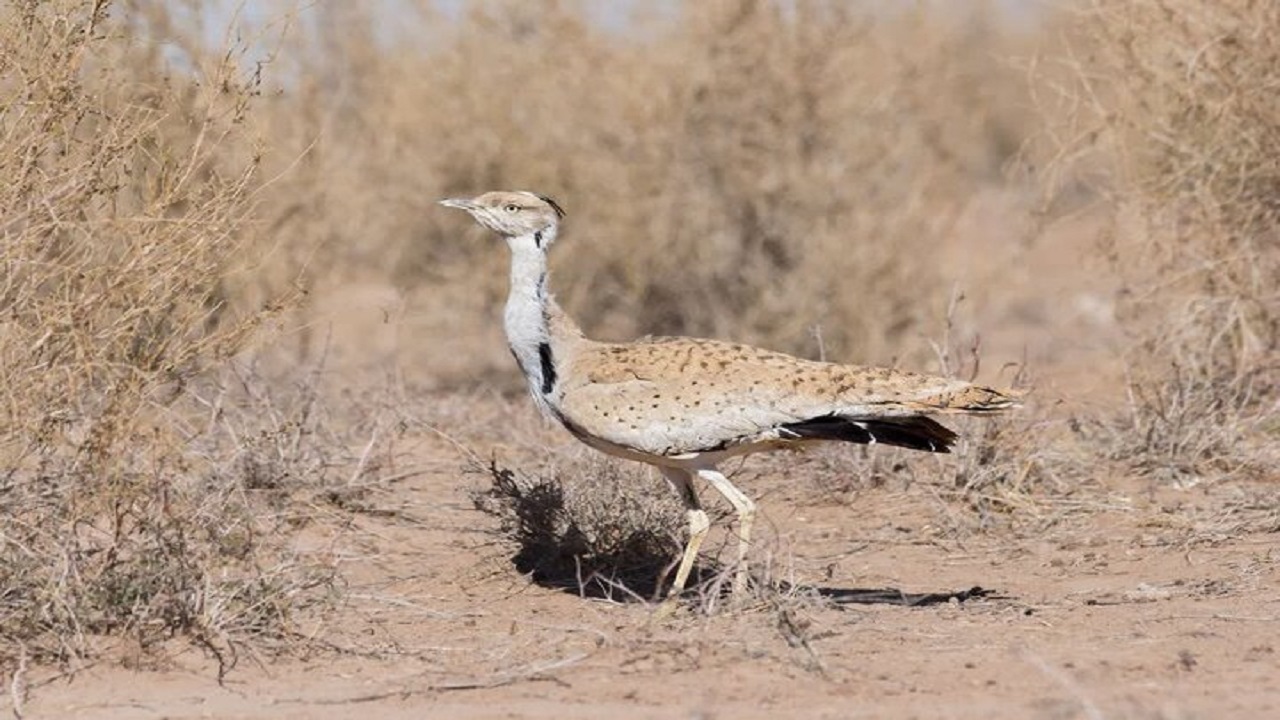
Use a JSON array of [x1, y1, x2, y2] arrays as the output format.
[[1020, 648, 1105, 720], [348, 426, 380, 486], [775, 604, 828, 678], [343, 593, 473, 620], [9, 643, 28, 720], [270, 651, 590, 706], [1155, 613, 1278, 623], [362, 467, 432, 486]]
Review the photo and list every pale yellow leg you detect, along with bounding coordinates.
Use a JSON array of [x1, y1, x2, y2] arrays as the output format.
[[697, 467, 756, 597], [656, 467, 707, 616], [669, 508, 710, 598]]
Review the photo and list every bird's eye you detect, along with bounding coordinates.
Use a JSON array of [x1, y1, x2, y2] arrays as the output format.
[[503, 204, 519, 213]]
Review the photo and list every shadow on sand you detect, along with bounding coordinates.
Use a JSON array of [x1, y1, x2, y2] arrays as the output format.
[[785, 584, 1001, 606], [514, 549, 1003, 608]]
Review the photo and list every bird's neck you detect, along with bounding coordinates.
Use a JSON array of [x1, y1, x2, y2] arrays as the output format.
[[503, 229, 582, 416]]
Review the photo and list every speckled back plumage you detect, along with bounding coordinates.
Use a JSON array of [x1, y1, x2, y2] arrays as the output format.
[[555, 335, 1017, 459]]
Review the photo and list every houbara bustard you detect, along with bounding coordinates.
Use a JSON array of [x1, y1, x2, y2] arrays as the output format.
[[441, 190, 1019, 609]]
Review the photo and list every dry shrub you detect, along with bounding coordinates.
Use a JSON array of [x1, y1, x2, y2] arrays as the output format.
[[471, 454, 824, 612], [794, 294, 1079, 534], [1050, 0, 1280, 482], [248, 0, 1036, 380], [471, 457, 692, 602], [802, 401, 1084, 535], [0, 0, 332, 668]]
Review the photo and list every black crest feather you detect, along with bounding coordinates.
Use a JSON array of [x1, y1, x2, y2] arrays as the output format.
[[537, 194, 566, 219]]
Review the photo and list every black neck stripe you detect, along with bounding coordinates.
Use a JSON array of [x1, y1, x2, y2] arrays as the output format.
[[537, 342, 556, 394]]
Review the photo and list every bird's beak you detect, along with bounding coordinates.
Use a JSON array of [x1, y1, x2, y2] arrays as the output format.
[[439, 197, 478, 212]]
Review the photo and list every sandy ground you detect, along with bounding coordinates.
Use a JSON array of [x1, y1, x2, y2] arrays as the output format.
[[18, 404, 1279, 719]]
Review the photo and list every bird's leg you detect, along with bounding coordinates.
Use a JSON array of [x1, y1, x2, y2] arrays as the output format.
[[697, 468, 756, 598], [657, 466, 708, 614]]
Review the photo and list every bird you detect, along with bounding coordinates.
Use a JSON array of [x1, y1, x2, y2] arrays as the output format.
[[440, 190, 1020, 610]]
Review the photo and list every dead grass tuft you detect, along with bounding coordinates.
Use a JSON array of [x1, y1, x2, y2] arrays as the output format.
[[471, 457, 695, 603], [1046, 0, 1280, 483]]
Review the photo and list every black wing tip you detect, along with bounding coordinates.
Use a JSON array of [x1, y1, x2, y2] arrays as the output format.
[[780, 415, 957, 454]]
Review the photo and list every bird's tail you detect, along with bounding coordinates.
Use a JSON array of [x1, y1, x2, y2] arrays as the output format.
[[779, 383, 1023, 454], [910, 384, 1024, 415]]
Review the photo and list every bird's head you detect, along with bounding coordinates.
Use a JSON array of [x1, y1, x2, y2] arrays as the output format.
[[439, 191, 565, 244]]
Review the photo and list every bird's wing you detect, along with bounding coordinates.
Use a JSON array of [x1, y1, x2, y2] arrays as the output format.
[[557, 336, 1014, 457]]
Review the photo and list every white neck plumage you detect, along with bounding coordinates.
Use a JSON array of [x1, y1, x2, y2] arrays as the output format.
[[502, 226, 570, 418]]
